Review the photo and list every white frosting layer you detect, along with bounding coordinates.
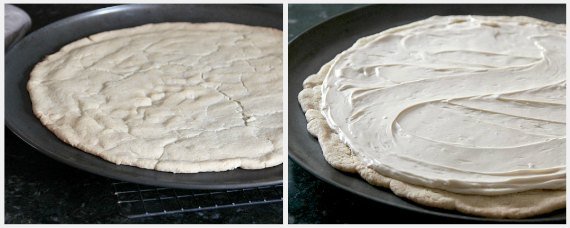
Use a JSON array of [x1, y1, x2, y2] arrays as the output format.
[[321, 16, 566, 195]]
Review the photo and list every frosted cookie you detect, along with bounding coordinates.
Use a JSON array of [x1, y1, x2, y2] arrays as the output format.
[[298, 16, 565, 218]]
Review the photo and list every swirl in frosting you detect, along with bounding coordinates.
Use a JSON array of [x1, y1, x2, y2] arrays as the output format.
[[321, 16, 566, 195]]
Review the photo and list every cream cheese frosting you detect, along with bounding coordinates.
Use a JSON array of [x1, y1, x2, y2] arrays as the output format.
[[320, 16, 565, 195]]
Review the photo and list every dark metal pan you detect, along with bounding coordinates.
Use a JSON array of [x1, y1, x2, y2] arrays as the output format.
[[288, 4, 565, 223], [6, 4, 283, 190]]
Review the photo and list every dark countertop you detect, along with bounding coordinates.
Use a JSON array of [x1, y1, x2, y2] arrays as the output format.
[[5, 4, 281, 224], [287, 4, 564, 224]]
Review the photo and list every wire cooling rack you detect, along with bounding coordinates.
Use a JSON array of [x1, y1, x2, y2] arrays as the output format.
[[112, 182, 283, 218]]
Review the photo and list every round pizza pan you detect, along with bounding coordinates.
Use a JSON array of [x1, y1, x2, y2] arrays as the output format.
[[6, 4, 283, 190], [288, 4, 565, 223]]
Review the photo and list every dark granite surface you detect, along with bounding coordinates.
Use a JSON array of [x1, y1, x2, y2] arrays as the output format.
[[5, 4, 282, 224], [287, 4, 565, 224]]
